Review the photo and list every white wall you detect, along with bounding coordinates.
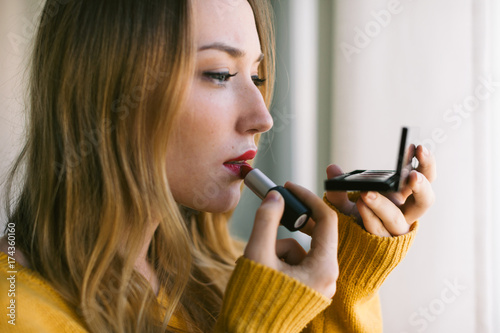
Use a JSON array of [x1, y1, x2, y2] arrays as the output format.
[[1, 1, 496, 331], [491, 1, 500, 329], [0, 0, 40, 228], [332, 0, 487, 332]]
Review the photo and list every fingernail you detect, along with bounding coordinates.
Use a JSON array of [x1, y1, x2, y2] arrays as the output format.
[[417, 172, 423, 183], [365, 191, 377, 200], [421, 145, 430, 156], [265, 190, 281, 202]]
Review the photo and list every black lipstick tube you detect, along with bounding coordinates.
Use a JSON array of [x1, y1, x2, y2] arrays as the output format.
[[243, 168, 311, 231]]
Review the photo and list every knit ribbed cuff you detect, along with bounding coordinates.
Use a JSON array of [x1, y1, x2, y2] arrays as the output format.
[[322, 194, 418, 297], [215, 257, 331, 333]]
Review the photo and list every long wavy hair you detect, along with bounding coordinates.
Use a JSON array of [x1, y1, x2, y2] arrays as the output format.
[[4, 0, 275, 332]]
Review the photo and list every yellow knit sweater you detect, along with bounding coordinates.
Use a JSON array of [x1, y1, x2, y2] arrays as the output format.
[[0, 197, 417, 332]]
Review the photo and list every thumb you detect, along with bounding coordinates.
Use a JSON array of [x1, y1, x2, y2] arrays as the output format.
[[326, 164, 344, 179], [326, 164, 354, 213], [244, 190, 284, 262]]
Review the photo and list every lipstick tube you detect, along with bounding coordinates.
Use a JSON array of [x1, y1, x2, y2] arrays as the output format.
[[243, 168, 311, 231]]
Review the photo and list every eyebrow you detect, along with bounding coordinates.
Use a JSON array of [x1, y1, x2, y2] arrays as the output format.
[[198, 42, 264, 63]]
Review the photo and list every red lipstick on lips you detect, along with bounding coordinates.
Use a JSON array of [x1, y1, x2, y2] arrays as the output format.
[[240, 165, 253, 178], [223, 150, 257, 178]]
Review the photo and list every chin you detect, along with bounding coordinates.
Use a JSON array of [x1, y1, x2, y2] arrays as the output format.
[[189, 185, 242, 213]]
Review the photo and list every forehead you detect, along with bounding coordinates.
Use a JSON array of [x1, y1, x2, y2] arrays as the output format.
[[192, 0, 261, 51]]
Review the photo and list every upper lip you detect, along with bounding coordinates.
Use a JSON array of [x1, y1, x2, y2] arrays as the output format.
[[224, 150, 257, 163]]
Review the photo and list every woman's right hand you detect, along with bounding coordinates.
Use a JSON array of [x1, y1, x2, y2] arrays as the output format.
[[244, 182, 339, 298]]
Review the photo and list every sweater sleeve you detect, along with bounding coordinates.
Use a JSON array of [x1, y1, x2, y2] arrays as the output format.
[[215, 195, 417, 333], [302, 195, 418, 333], [214, 256, 331, 333]]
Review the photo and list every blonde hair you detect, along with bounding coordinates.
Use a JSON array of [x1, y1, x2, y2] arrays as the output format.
[[5, 0, 275, 332]]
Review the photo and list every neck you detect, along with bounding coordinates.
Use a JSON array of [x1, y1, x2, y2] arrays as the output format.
[[134, 221, 160, 295]]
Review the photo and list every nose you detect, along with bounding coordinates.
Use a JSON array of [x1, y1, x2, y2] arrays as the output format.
[[236, 83, 273, 135]]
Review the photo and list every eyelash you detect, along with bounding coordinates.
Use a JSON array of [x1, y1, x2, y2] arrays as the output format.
[[203, 72, 238, 84], [203, 72, 267, 87], [252, 75, 267, 87]]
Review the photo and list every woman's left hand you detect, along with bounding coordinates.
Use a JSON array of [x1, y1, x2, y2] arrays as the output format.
[[325, 145, 436, 237]]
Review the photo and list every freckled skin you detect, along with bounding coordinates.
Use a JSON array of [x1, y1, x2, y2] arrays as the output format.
[[166, 0, 273, 213]]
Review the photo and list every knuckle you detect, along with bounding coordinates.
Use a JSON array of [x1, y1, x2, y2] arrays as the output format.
[[370, 196, 382, 210], [388, 209, 402, 225]]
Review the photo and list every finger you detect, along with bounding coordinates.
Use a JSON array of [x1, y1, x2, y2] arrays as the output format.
[[285, 182, 337, 227], [415, 145, 437, 183], [299, 219, 316, 237], [276, 238, 307, 265], [326, 164, 344, 179], [356, 198, 392, 237], [387, 143, 419, 202], [284, 182, 339, 298], [383, 190, 408, 207], [325, 164, 357, 214], [360, 191, 410, 236], [244, 190, 284, 263], [390, 145, 437, 202], [401, 170, 435, 223], [284, 182, 338, 265]]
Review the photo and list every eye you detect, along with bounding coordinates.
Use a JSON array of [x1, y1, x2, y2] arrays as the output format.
[[252, 75, 267, 87], [203, 71, 238, 85]]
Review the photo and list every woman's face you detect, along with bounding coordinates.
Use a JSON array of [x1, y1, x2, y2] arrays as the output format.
[[166, 0, 273, 213]]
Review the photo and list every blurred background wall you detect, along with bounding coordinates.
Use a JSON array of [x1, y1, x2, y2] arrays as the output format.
[[233, 0, 500, 332], [1, 0, 499, 332], [0, 0, 37, 226]]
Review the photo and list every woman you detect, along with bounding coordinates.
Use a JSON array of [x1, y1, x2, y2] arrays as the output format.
[[0, 0, 436, 332]]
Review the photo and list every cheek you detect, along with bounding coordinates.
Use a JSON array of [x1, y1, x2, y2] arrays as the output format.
[[181, 93, 232, 147], [165, 84, 242, 212]]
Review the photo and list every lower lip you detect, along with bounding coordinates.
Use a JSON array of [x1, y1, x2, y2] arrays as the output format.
[[223, 162, 251, 178]]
